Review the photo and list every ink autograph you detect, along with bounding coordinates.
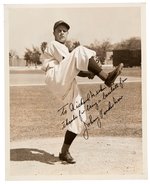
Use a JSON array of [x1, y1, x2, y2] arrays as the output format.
[[58, 77, 127, 139]]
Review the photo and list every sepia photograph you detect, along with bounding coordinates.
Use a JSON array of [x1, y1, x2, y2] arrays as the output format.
[[5, 3, 147, 180]]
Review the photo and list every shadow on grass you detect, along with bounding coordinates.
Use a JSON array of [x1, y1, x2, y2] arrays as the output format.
[[10, 148, 60, 165]]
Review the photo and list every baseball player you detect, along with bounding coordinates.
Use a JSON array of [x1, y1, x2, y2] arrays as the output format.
[[41, 20, 123, 164]]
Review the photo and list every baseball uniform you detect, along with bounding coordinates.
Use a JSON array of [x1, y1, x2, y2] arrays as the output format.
[[42, 40, 96, 134]]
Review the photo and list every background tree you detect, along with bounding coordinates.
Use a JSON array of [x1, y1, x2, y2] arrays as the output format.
[[31, 46, 41, 68], [24, 46, 41, 68], [87, 39, 112, 64], [112, 37, 141, 67], [113, 37, 141, 50], [24, 48, 32, 67], [65, 40, 80, 52], [40, 42, 48, 53], [9, 50, 19, 66]]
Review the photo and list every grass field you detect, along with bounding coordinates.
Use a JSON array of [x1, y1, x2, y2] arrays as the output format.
[[10, 81, 142, 141]]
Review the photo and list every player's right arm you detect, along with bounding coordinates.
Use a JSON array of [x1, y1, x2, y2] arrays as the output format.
[[49, 41, 69, 62]]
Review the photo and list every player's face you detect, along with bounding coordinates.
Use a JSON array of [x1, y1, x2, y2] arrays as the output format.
[[53, 25, 69, 44]]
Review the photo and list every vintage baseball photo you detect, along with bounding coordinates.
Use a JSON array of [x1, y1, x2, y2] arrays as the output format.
[[5, 3, 147, 180]]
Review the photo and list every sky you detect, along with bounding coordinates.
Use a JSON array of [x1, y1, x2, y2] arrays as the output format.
[[6, 4, 142, 57]]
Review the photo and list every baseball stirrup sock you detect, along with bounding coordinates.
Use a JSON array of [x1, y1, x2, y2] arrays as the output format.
[[64, 130, 77, 145], [61, 130, 77, 154], [88, 56, 102, 75]]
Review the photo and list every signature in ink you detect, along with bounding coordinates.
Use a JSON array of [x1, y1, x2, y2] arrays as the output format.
[[101, 96, 123, 116], [79, 110, 101, 140], [61, 114, 78, 129], [83, 115, 101, 140], [58, 77, 127, 139], [103, 77, 127, 99], [58, 84, 106, 115], [57, 103, 68, 116], [88, 84, 106, 99], [119, 77, 127, 88]]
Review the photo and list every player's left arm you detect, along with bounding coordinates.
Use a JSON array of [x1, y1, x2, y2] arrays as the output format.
[[78, 71, 95, 79]]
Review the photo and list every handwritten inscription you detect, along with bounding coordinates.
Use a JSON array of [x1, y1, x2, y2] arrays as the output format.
[[58, 84, 106, 115], [58, 77, 127, 139], [103, 96, 123, 115], [82, 114, 101, 140]]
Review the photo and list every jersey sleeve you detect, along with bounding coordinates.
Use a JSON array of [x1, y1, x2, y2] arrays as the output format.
[[49, 41, 69, 63]]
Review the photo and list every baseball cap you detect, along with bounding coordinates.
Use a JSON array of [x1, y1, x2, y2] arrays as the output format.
[[53, 20, 70, 31]]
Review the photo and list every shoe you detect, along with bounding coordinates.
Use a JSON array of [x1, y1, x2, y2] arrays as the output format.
[[105, 63, 124, 87], [59, 152, 76, 164]]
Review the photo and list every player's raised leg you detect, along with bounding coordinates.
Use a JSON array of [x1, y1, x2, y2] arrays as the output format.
[[88, 56, 124, 87]]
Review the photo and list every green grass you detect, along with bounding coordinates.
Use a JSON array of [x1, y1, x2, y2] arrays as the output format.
[[10, 82, 142, 141]]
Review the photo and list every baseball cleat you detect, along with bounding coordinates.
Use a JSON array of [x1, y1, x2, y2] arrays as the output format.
[[105, 63, 124, 87], [59, 152, 76, 164]]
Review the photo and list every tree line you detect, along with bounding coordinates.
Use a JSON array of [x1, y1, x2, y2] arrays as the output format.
[[9, 37, 141, 67]]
